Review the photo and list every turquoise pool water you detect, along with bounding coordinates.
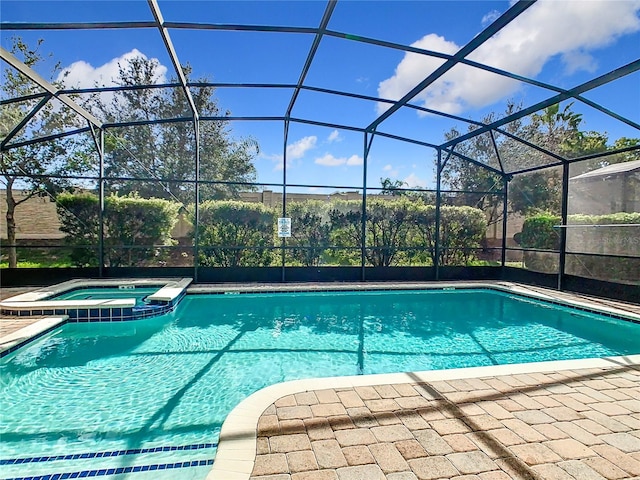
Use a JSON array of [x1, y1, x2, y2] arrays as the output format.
[[51, 287, 160, 306], [1, 288, 639, 479]]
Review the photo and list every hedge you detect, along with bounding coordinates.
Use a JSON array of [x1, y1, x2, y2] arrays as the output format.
[[56, 194, 490, 268], [196, 200, 276, 267], [329, 198, 416, 267], [410, 204, 487, 266], [56, 192, 179, 267], [328, 199, 487, 267], [286, 201, 331, 266], [517, 212, 640, 282]]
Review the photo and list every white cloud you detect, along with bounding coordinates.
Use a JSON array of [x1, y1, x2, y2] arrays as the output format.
[[383, 164, 399, 177], [287, 136, 317, 160], [481, 10, 501, 27], [315, 153, 363, 167], [259, 135, 318, 171], [404, 173, 427, 188], [377, 34, 454, 114], [258, 152, 285, 171], [315, 153, 344, 166], [378, 0, 640, 115], [57, 49, 168, 88], [327, 129, 342, 143], [356, 76, 371, 89], [346, 154, 363, 166], [561, 50, 597, 75]]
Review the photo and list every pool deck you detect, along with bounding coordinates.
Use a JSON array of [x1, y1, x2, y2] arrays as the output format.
[[2, 281, 639, 480], [216, 358, 639, 480]]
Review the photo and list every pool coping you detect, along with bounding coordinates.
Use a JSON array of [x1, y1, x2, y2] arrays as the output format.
[[1, 278, 175, 303], [0, 315, 68, 357], [188, 281, 640, 323], [0, 277, 191, 305]]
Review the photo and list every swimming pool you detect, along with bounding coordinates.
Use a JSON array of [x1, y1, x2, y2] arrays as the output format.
[[1, 288, 639, 479]]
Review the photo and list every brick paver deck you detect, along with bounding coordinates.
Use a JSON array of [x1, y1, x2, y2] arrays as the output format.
[[249, 365, 640, 480]]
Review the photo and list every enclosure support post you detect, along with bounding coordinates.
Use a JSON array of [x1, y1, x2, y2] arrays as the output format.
[[435, 149, 442, 281], [194, 119, 201, 283], [558, 162, 570, 290], [501, 177, 509, 267], [361, 132, 369, 282], [282, 120, 289, 282], [361, 132, 375, 281], [98, 128, 105, 278]]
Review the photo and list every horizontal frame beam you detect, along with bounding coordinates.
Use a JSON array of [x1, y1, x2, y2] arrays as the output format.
[[441, 59, 640, 150]]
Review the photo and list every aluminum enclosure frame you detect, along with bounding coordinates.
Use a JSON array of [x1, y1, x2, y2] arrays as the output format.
[[1, 0, 639, 295]]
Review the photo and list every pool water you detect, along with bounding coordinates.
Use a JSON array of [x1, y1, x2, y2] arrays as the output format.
[[51, 287, 160, 306], [1, 289, 639, 479]]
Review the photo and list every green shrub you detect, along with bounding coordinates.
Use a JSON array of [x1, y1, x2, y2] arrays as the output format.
[[518, 212, 640, 282], [57, 192, 179, 267], [327, 199, 486, 267], [105, 194, 180, 267], [518, 214, 561, 250], [57, 192, 100, 266], [197, 200, 276, 267], [518, 212, 640, 251], [286, 201, 331, 266]]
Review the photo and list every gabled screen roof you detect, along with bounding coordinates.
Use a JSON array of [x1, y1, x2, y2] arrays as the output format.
[[1, 0, 639, 185]]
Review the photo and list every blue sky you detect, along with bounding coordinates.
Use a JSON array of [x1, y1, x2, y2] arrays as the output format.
[[2, 0, 639, 192]]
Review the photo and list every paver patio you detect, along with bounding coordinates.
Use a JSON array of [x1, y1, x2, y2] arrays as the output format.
[[248, 364, 640, 480]]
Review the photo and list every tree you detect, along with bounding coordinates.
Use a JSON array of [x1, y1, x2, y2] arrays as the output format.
[[570, 136, 640, 175], [440, 102, 628, 218], [509, 102, 589, 216], [440, 122, 505, 227], [0, 37, 93, 268], [609, 137, 640, 163], [89, 56, 258, 205], [380, 177, 407, 195], [509, 170, 562, 216], [409, 204, 487, 266]]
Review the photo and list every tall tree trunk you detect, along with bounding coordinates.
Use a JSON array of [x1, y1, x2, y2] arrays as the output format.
[[5, 177, 18, 268]]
